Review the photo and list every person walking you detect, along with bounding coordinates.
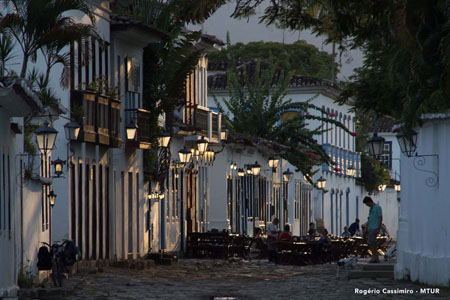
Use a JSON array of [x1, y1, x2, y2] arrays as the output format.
[[363, 196, 383, 263]]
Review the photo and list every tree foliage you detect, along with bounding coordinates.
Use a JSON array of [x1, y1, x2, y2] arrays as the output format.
[[0, 0, 95, 79], [208, 40, 338, 80], [231, 0, 450, 128], [213, 56, 352, 177]]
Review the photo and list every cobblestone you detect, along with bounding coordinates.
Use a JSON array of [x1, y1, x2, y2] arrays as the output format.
[[56, 259, 450, 300]]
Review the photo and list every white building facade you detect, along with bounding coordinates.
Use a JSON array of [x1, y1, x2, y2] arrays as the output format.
[[395, 115, 448, 286], [208, 63, 399, 238], [0, 78, 45, 299]]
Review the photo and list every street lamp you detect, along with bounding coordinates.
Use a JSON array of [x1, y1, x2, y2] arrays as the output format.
[[52, 158, 66, 178], [251, 161, 261, 176], [268, 156, 280, 172], [157, 132, 171, 148], [316, 176, 327, 221], [250, 161, 261, 237], [204, 148, 215, 165], [378, 184, 387, 191], [316, 176, 327, 189], [394, 184, 401, 192], [396, 128, 418, 157], [367, 133, 385, 157], [34, 121, 58, 153], [246, 165, 253, 175], [196, 136, 208, 155], [220, 129, 228, 141], [64, 121, 80, 140], [126, 123, 137, 140], [178, 147, 192, 164], [237, 168, 245, 177], [283, 168, 294, 183], [48, 190, 57, 207]]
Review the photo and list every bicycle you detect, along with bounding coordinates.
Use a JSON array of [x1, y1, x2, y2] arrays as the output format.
[[41, 240, 68, 287]]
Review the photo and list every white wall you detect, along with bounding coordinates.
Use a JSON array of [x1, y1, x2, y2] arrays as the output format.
[[395, 117, 448, 286]]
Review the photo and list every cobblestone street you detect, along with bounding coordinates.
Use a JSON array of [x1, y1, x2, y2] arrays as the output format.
[[53, 259, 450, 300]]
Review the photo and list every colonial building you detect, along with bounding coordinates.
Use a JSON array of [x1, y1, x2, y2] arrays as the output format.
[[148, 35, 225, 253], [207, 60, 397, 238], [0, 78, 45, 299]]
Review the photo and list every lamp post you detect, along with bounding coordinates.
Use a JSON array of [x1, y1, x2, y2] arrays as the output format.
[[250, 161, 261, 237], [156, 131, 171, 253], [316, 176, 327, 220], [34, 121, 58, 244], [34, 121, 58, 154], [48, 190, 56, 243], [282, 168, 294, 226]]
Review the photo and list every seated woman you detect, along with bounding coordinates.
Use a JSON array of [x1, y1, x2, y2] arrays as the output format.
[[279, 224, 293, 241], [318, 228, 331, 245]]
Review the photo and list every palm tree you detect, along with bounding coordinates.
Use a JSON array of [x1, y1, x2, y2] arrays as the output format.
[[0, 0, 95, 79], [212, 57, 352, 177]]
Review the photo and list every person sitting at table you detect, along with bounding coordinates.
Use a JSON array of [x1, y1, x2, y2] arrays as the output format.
[[252, 227, 267, 258], [318, 228, 331, 245], [341, 226, 352, 238], [307, 222, 317, 240], [349, 218, 360, 236], [279, 224, 293, 241]]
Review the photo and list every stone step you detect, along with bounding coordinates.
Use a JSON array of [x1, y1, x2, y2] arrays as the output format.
[[362, 264, 394, 271], [348, 270, 393, 279]]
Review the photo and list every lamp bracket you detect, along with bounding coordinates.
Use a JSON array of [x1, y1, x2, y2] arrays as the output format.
[[412, 154, 439, 188]]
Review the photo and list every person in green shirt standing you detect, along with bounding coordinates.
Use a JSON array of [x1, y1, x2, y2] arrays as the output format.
[[363, 196, 383, 263]]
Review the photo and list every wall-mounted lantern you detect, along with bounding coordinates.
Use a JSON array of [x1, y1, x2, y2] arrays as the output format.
[[48, 190, 57, 207], [126, 123, 137, 140], [52, 157, 66, 178], [64, 121, 80, 141], [283, 168, 294, 183], [367, 133, 385, 157], [157, 132, 171, 148], [396, 128, 418, 157]]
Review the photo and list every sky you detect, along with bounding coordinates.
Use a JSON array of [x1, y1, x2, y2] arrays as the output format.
[[190, 2, 363, 81]]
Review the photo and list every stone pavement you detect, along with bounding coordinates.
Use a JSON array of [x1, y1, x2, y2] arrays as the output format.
[[52, 258, 449, 300]]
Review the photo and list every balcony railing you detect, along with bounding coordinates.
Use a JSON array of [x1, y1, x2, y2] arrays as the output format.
[[183, 105, 221, 140], [125, 108, 152, 149], [322, 143, 361, 177], [70, 90, 121, 148]]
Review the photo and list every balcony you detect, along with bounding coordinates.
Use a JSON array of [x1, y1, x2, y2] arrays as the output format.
[[321, 143, 361, 177], [183, 105, 221, 141], [125, 108, 152, 149], [70, 90, 121, 148]]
